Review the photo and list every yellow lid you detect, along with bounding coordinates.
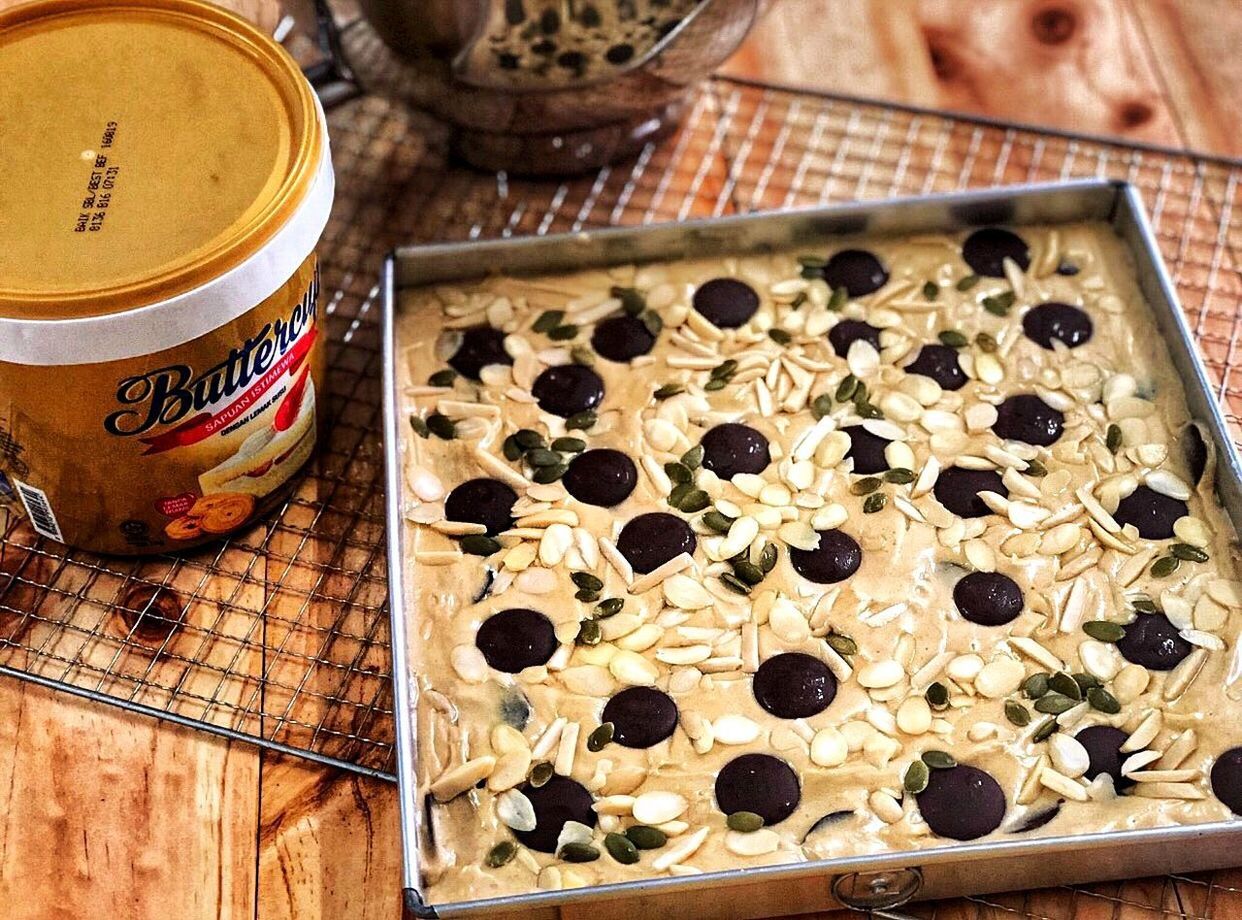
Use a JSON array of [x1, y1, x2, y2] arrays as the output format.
[[0, 0, 325, 321]]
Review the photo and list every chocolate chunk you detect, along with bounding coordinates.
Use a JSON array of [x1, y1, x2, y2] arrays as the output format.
[[562, 449, 637, 507], [616, 512, 696, 574], [905, 344, 967, 391], [1112, 485, 1188, 540], [531, 365, 605, 418], [700, 423, 771, 479], [1022, 302, 1093, 350], [752, 652, 837, 719], [1182, 423, 1208, 486], [445, 478, 518, 536], [953, 571, 1024, 626], [448, 325, 513, 381], [513, 775, 597, 853], [843, 425, 891, 475], [802, 810, 855, 843], [1076, 725, 1135, 791], [961, 227, 1031, 277], [715, 753, 801, 825], [1211, 747, 1242, 815], [789, 529, 862, 584], [828, 320, 882, 358], [992, 394, 1064, 446], [475, 608, 558, 673], [916, 764, 1006, 840], [692, 278, 760, 329], [592, 314, 656, 362], [822, 249, 889, 297], [602, 687, 679, 748], [1008, 802, 1061, 834], [934, 467, 1008, 518], [1115, 611, 1193, 671]]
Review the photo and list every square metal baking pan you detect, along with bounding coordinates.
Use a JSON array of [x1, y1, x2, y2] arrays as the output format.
[[381, 180, 1242, 919]]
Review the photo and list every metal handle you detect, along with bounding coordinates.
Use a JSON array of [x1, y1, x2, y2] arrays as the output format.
[[832, 867, 923, 913]]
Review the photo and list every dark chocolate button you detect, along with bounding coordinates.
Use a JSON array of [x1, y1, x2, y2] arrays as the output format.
[[562, 449, 637, 508], [592, 314, 656, 362], [475, 608, 558, 673], [1182, 423, 1208, 486], [992, 394, 1064, 446], [1009, 802, 1061, 834], [1112, 485, 1188, 540], [953, 571, 1024, 626], [1076, 725, 1135, 791], [445, 478, 517, 536], [752, 652, 837, 719], [531, 364, 605, 418], [616, 512, 696, 574], [1211, 747, 1242, 815], [962, 227, 1030, 278], [828, 320, 882, 358], [715, 753, 801, 825], [934, 467, 1008, 518], [916, 764, 1006, 841], [513, 775, 597, 853], [602, 687, 678, 748], [843, 425, 891, 475], [905, 344, 967, 391], [1022, 303, 1093, 350], [822, 249, 889, 297], [692, 278, 760, 329], [789, 529, 862, 584], [448, 325, 512, 381], [1115, 611, 1192, 671], [700, 423, 771, 479]]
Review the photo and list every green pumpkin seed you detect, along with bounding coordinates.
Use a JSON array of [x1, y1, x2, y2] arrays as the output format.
[[625, 826, 666, 849], [835, 374, 860, 403], [642, 311, 663, 337], [427, 413, 456, 440], [883, 468, 915, 484], [826, 632, 858, 658], [1032, 717, 1058, 742], [769, 328, 792, 345], [532, 463, 568, 484], [1131, 596, 1159, 614], [429, 369, 457, 387], [410, 415, 430, 438], [552, 437, 586, 453], [982, 293, 1014, 316], [956, 274, 980, 291], [681, 445, 704, 469], [667, 483, 692, 509], [1047, 671, 1083, 701], [1105, 424, 1122, 454], [678, 489, 711, 513], [529, 761, 554, 787], [711, 359, 738, 380], [857, 402, 884, 420], [611, 286, 646, 316], [851, 476, 882, 495], [596, 598, 624, 618], [922, 280, 940, 301], [1022, 673, 1049, 699], [851, 380, 869, 405], [665, 462, 693, 484], [1072, 673, 1102, 692], [576, 620, 602, 646], [720, 573, 751, 595], [863, 493, 887, 514], [533, 310, 564, 333], [828, 287, 849, 311], [1172, 543, 1209, 563], [733, 560, 766, 586], [485, 840, 518, 868], [921, 750, 957, 770], [560, 843, 600, 863], [791, 291, 809, 309], [797, 255, 828, 269], [1087, 687, 1121, 714], [548, 324, 579, 341], [587, 722, 615, 752], [527, 448, 563, 467], [565, 410, 597, 431], [654, 383, 684, 400], [1033, 693, 1077, 715], [574, 588, 601, 603], [904, 759, 930, 794], [702, 511, 734, 534], [975, 331, 998, 353], [603, 833, 640, 864], [802, 265, 821, 280], [461, 535, 500, 556], [1150, 555, 1180, 578], [1004, 700, 1031, 727], [1082, 620, 1126, 642], [938, 330, 969, 348], [925, 681, 949, 709], [515, 429, 545, 449], [704, 378, 727, 391], [502, 435, 523, 460], [572, 572, 604, 592], [811, 393, 834, 419], [1023, 459, 1047, 477], [726, 811, 765, 833], [759, 543, 779, 573]]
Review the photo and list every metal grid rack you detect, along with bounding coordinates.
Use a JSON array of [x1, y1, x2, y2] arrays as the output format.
[[1, 68, 1241, 807]]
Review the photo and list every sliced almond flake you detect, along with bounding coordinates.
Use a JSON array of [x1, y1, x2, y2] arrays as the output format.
[[1088, 518, 1136, 554], [1121, 711, 1162, 752], [1164, 648, 1208, 700], [1039, 766, 1089, 802], [1181, 628, 1225, 651], [1121, 749, 1162, 775], [1130, 782, 1204, 801], [1010, 636, 1064, 672], [652, 826, 709, 872], [1156, 730, 1198, 770], [1058, 577, 1090, 633], [1018, 754, 1050, 805], [473, 446, 530, 489], [860, 603, 907, 628], [1116, 546, 1157, 586], [699, 656, 745, 674], [1076, 484, 1121, 534], [628, 552, 694, 595], [599, 537, 634, 585], [1056, 546, 1102, 581], [414, 548, 462, 566]]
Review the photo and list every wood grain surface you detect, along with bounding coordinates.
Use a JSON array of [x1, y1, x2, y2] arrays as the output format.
[[0, 2, 1240, 920]]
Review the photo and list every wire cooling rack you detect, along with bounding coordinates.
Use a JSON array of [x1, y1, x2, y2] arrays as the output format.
[[1, 66, 1241, 809]]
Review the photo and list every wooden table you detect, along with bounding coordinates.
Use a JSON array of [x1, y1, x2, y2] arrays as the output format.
[[2, 3, 1241, 920]]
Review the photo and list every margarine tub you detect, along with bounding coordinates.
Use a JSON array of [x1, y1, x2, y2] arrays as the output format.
[[0, 0, 334, 555]]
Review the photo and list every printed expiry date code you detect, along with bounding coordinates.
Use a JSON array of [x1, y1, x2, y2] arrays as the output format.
[[73, 120, 120, 234]]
